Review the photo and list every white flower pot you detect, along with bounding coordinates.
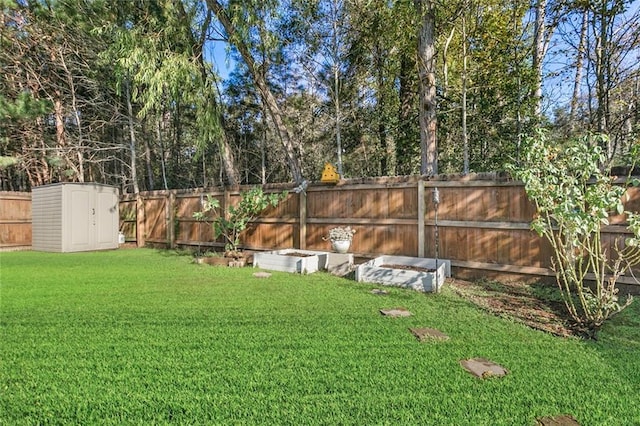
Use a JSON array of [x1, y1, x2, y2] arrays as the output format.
[[331, 239, 351, 254]]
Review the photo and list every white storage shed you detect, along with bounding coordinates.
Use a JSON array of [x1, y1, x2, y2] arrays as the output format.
[[32, 183, 120, 252]]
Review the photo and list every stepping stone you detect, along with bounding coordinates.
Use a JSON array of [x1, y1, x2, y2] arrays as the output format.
[[460, 357, 508, 379], [380, 308, 412, 317], [409, 327, 449, 341], [371, 288, 389, 295], [253, 272, 272, 278], [536, 415, 580, 426]]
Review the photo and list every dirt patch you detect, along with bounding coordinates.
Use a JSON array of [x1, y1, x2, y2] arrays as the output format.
[[448, 278, 576, 337], [380, 264, 435, 273], [282, 252, 315, 257]]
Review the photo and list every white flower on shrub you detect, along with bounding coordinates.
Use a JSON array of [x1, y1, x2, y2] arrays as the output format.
[[327, 226, 356, 242]]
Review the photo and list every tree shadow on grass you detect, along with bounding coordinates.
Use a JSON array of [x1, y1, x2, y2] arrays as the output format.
[[449, 278, 576, 337]]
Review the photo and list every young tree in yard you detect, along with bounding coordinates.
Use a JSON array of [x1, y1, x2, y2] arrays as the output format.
[[193, 186, 287, 257], [510, 130, 639, 338]]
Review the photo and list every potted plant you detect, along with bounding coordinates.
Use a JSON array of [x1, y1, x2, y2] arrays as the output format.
[[325, 226, 356, 253], [193, 186, 287, 266]]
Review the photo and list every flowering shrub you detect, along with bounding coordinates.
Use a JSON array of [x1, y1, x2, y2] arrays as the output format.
[[508, 130, 638, 338], [327, 226, 356, 242]]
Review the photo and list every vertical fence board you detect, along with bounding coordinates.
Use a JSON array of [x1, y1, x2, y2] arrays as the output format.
[[495, 230, 512, 265]]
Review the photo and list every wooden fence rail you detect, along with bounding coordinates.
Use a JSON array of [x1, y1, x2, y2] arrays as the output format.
[[3, 175, 639, 290]]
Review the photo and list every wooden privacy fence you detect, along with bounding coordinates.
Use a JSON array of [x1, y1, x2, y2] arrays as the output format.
[[120, 175, 640, 287], [2, 175, 637, 287], [0, 191, 31, 250]]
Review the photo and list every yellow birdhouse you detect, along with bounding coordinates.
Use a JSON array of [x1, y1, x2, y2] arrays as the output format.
[[320, 162, 340, 183]]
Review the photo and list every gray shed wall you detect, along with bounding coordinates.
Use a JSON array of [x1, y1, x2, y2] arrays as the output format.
[[32, 185, 63, 251]]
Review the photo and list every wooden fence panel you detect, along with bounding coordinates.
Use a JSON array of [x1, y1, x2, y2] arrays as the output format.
[[260, 191, 299, 219], [608, 185, 640, 276], [422, 181, 555, 276], [174, 194, 217, 246], [243, 223, 296, 250], [0, 192, 32, 249], [305, 183, 419, 256], [119, 199, 137, 242], [143, 197, 168, 244]]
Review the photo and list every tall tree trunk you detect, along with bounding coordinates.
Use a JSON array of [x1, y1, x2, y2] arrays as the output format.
[[594, 1, 611, 140], [533, 0, 546, 118], [330, 0, 344, 177], [156, 117, 168, 190], [171, 102, 182, 187], [53, 95, 66, 181], [206, 0, 304, 184], [569, 8, 589, 128], [512, 1, 523, 164], [217, 132, 239, 186], [261, 122, 267, 184], [375, 43, 394, 176], [442, 26, 455, 99], [416, 0, 437, 175], [125, 80, 140, 194], [143, 122, 155, 190], [59, 48, 85, 182], [462, 13, 469, 174], [334, 68, 343, 177]]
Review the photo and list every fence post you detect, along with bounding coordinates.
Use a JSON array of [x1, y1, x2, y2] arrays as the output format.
[[136, 194, 145, 247], [167, 191, 176, 248], [417, 181, 425, 257], [299, 191, 307, 249]]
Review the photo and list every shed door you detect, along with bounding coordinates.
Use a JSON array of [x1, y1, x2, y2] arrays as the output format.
[[68, 188, 92, 251], [65, 185, 118, 252], [94, 189, 119, 250]]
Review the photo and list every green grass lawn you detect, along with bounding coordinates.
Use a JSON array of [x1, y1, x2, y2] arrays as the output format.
[[1, 249, 639, 425]]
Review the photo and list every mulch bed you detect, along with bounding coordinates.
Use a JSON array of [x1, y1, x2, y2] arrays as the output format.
[[448, 278, 576, 337]]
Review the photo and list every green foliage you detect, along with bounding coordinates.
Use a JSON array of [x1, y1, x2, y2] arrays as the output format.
[[96, 0, 226, 187], [1, 1, 125, 188], [0, 156, 19, 168], [509, 130, 638, 337], [193, 186, 287, 254], [2, 249, 640, 424], [0, 92, 52, 120], [437, 0, 535, 173], [0, 93, 52, 168]]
